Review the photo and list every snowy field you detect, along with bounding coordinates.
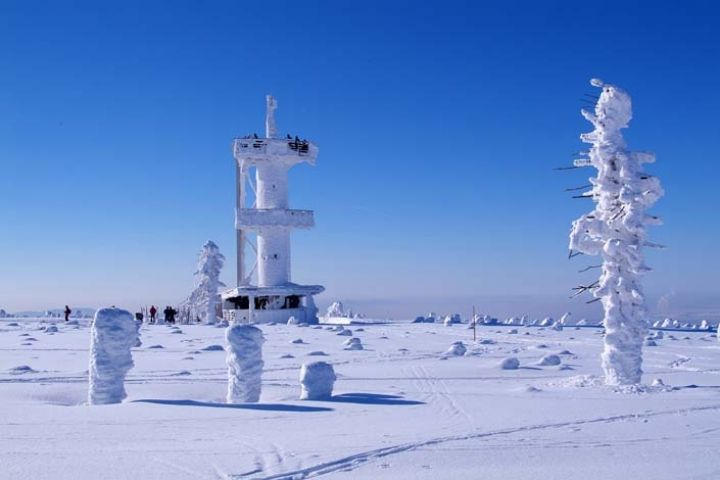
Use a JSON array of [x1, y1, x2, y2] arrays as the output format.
[[2, 319, 720, 479]]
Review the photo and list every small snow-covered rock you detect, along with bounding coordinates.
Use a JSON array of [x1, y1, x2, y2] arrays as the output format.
[[307, 350, 328, 356], [652, 378, 665, 386], [336, 329, 352, 336], [8, 365, 37, 375], [551, 323, 563, 331], [201, 344, 224, 352], [500, 357, 520, 370], [654, 330, 664, 339], [44, 325, 59, 333], [287, 316, 300, 326], [645, 339, 657, 347], [537, 354, 562, 366], [445, 341, 467, 356], [343, 337, 363, 350], [300, 361, 336, 400], [508, 329, 518, 334], [290, 338, 305, 344]]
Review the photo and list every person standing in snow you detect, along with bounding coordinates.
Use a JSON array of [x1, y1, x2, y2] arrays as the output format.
[[149, 305, 157, 324], [64, 305, 72, 322]]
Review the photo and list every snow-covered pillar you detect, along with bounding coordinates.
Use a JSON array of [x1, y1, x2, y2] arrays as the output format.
[[88, 307, 140, 405], [226, 324, 264, 403], [569, 79, 663, 386]]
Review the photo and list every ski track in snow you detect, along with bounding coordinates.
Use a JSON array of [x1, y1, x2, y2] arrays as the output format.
[[233, 403, 720, 480]]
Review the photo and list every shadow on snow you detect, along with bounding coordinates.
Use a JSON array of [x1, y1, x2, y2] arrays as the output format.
[[132, 398, 333, 412], [329, 392, 424, 406]]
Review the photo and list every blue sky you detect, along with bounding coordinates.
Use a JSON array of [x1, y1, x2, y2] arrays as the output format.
[[1, 1, 719, 319]]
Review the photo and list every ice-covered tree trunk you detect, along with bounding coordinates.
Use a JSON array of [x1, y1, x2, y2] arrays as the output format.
[[88, 308, 141, 405], [569, 79, 663, 386], [226, 324, 264, 403], [188, 240, 226, 325]]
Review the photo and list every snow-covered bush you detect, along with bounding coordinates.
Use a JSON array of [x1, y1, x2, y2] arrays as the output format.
[[300, 361, 336, 400], [187, 240, 226, 325], [88, 308, 140, 405], [569, 79, 663, 385], [326, 301, 350, 318], [225, 324, 264, 403]]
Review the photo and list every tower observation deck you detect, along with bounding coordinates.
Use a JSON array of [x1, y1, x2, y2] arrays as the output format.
[[221, 96, 324, 324]]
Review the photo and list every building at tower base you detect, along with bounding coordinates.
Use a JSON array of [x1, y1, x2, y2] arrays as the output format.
[[221, 96, 324, 324]]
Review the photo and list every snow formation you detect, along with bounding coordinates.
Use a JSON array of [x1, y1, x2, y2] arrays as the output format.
[[88, 307, 140, 405], [225, 324, 264, 403], [299, 361, 336, 400], [569, 79, 663, 385], [187, 240, 226, 325]]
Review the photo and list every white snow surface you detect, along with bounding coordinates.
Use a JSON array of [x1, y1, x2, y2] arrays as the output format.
[[1, 319, 720, 479], [225, 324, 264, 403], [88, 308, 140, 405]]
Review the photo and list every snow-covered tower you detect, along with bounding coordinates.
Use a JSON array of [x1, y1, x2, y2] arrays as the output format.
[[221, 96, 324, 324]]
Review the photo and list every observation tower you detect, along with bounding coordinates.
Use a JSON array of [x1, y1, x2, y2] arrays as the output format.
[[221, 96, 324, 324]]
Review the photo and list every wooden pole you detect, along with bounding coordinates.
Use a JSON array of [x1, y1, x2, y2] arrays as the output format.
[[472, 305, 476, 342]]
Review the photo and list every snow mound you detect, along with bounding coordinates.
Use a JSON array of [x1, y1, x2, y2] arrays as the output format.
[[287, 316, 299, 325], [307, 350, 328, 356], [645, 339, 657, 347], [8, 365, 37, 375], [538, 354, 562, 366], [445, 341, 467, 356], [300, 361, 336, 400], [88, 308, 139, 405], [343, 337, 363, 350], [336, 329, 352, 336], [654, 331, 664, 339], [201, 344, 224, 352], [500, 357, 520, 370], [44, 325, 59, 333], [225, 324, 264, 403]]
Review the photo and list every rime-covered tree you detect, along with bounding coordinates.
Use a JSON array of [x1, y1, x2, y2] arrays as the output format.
[[188, 240, 226, 325], [569, 79, 663, 385]]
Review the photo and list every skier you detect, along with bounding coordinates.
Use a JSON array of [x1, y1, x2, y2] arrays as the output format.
[[64, 305, 72, 322], [149, 305, 157, 324]]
